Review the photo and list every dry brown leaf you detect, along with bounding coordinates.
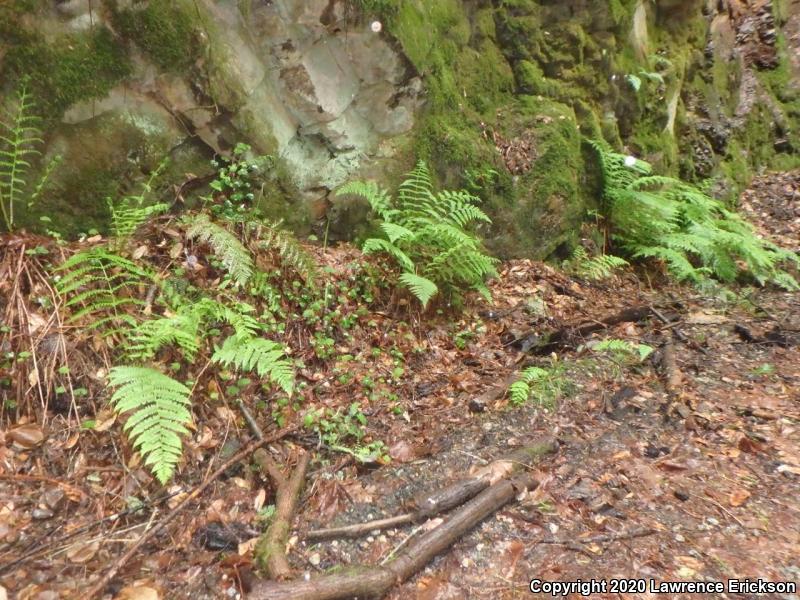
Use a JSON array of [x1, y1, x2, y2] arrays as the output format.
[[238, 537, 259, 556], [7, 424, 44, 448], [132, 245, 148, 260], [388, 440, 416, 463], [253, 489, 266, 512], [115, 585, 160, 600], [93, 409, 117, 433], [67, 539, 100, 564], [729, 489, 751, 507]]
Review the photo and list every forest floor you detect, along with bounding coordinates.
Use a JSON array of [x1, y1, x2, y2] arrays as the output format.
[[0, 171, 798, 600]]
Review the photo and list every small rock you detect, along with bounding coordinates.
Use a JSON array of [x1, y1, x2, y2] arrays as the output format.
[[706, 517, 719, 526], [309, 553, 321, 567], [675, 534, 686, 542], [673, 488, 690, 502], [31, 508, 54, 520]]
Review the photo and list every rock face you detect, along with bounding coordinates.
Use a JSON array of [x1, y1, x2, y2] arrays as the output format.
[[0, 0, 798, 254], [0, 0, 422, 234]]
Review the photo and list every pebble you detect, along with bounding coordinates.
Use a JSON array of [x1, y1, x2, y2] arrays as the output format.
[[31, 508, 54, 520], [675, 534, 686, 542], [706, 517, 719, 526]]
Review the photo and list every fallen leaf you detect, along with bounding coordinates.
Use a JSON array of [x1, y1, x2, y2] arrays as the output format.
[[93, 409, 117, 433], [687, 311, 728, 324], [7, 424, 44, 448], [67, 539, 100, 564], [253, 489, 266, 512], [132, 245, 148, 260], [729, 489, 751, 507], [388, 440, 416, 463], [115, 585, 160, 600], [238, 537, 259, 556], [27, 367, 40, 387]]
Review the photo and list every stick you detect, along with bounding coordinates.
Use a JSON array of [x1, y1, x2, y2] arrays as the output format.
[[248, 476, 541, 600], [306, 441, 557, 542], [514, 306, 656, 354], [85, 426, 295, 600]]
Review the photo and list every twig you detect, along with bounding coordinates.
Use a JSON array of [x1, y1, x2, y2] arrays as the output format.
[[84, 426, 295, 599]]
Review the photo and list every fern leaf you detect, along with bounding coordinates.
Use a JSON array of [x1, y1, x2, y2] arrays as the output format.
[[184, 214, 254, 286], [398, 273, 438, 308], [212, 336, 294, 395], [107, 367, 192, 484]]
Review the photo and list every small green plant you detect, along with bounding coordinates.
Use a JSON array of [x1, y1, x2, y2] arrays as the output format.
[[303, 403, 390, 464], [508, 365, 569, 408], [206, 143, 269, 220], [337, 161, 498, 308], [0, 86, 60, 231], [107, 366, 192, 484], [589, 140, 799, 290], [108, 160, 169, 244], [591, 339, 654, 362], [565, 246, 629, 281]]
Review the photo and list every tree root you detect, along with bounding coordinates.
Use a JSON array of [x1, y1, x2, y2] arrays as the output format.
[[254, 449, 311, 580]]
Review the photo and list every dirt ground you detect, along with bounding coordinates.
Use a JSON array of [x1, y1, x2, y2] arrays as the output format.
[[0, 170, 798, 600]]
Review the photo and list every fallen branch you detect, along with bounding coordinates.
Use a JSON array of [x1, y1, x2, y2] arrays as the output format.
[[249, 440, 557, 600], [254, 449, 311, 580], [85, 426, 295, 600], [306, 441, 557, 542], [514, 305, 658, 354], [249, 475, 541, 600]]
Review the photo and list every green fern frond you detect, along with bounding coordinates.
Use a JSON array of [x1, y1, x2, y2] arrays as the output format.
[[109, 160, 169, 243], [107, 366, 192, 484], [55, 247, 153, 336], [398, 273, 438, 308], [588, 139, 798, 290], [249, 219, 318, 285], [362, 238, 416, 272], [336, 180, 395, 220], [0, 85, 54, 231], [185, 214, 254, 286], [212, 336, 294, 395]]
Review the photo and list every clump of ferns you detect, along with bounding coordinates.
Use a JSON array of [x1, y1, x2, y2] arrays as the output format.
[[0, 85, 61, 232], [588, 139, 799, 290], [337, 160, 498, 309]]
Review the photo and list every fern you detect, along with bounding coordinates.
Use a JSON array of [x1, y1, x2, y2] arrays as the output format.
[[109, 160, 169, 244], [212, 336, 294, 395], [0, 86, 59, 231], [247, 219, 317, 286], [185, 213, 254, 286], [107, 366, 192, 484], [508, 366, 565, 407], [566, 247, 629, 280], [128, 296, 263, 361], [592, 339, 654, 361], [56, 247, 154, 337], [588, 140, 799, 290], [338, 161, 498, 308]]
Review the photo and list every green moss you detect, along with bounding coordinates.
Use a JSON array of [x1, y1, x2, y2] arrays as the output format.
[[110, 0, 200, 72], [2, 27, 132, 121]]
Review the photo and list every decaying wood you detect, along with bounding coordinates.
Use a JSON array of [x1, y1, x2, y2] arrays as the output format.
[[250, 440, 557, 600], [85, 426, 296, 600], [514, 305, 657, 354], [307, 440, 557, 542], [249, 475, 541, 600], [254, 449, 311, 580], [660, 337, 682, 399]]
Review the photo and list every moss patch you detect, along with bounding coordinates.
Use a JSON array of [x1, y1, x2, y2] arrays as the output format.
[[109, 0, 201, 72], [2, 26, 131, 122]]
